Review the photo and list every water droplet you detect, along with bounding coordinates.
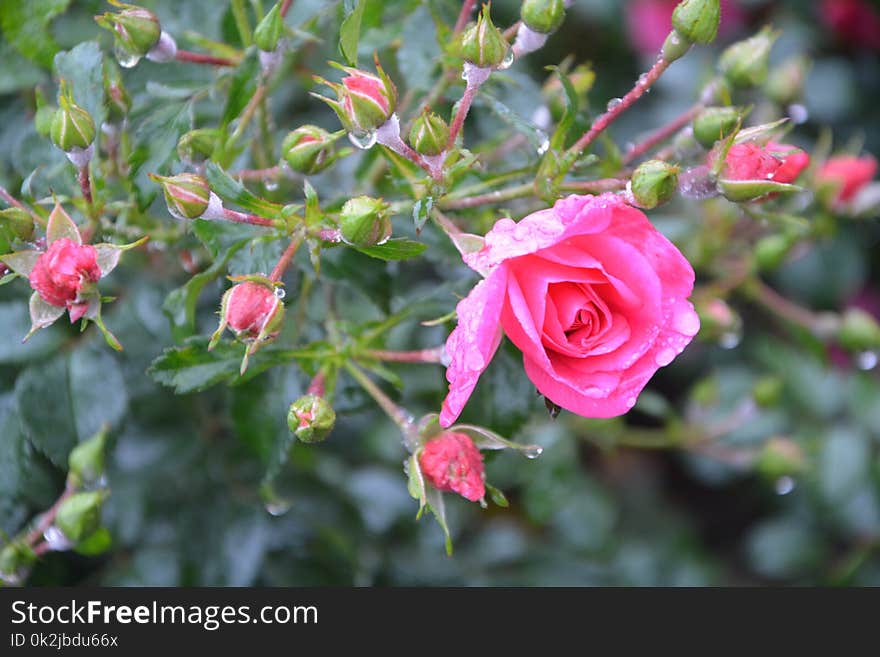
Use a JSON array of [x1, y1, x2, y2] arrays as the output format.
[[625, 396, 636, 408], [497, 49, 515, 70], [673, 310, 701, 337], [774, 476, 796, 495], [348, 130, 377, 149], [655, 347, 676, 367], [606, 97, 622, 112], [264, 180, 279, 192], [43, 526, 72, 551], [856, 350, 878, 371], [273, 287, 286, 300], [536, 137, 550, 155], [265, 500, 291, 516], [788, 104, 809, 125], [679, 166, 721, 200], [719, 330, 742, 350], [638, 73, 649, 87], [114, 45, 141, 68], [523, 445, 543, 459]]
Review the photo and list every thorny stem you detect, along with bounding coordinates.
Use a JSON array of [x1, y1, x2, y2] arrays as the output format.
[[174, 49, 238, 67], [221, 207, 279, 227], [453, 0, 477, 34], [229, 85, 268, 148], [440, 182, 533, 209], [25, 484, 75, 548], [567, 56, 672, 159], [268, 233, 303, 282], [361, 347, 446, 363], [446, 82, 480, 150], [280, 0, 294, 18], [431, 208, 463, 236], [622, 103, 702, 165], [344, 362, 414, 434], [77, 165, 93, 205]]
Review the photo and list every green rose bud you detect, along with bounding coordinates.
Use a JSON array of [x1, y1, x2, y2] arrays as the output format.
[[339, 196, 392, 247], [719, 27, 778, 88], [692, 106, 742, 148], [754, 233, 795, 271], [177, 129, 221, 163], [150, 173, 211, 219], [838, 308, 880, 351], [764, 55, 809, 106], [409, 110, 450, 156], [520, 0, 565, 35], [254, 2, 284, 52], [50, 81, 96, 153], [661, 30, 692, 62], [68, 428, 108, 487], [460, 5, 509, 68], [631, 160, 679, 209], [56, 491, 108, 543], [0, 541, 36, 580], [281, 125, 336, 174], [287, 394, 336, 444], [671, 0, 721, 45], [0, 207, 35, 242], [94, 1, 161, 61]]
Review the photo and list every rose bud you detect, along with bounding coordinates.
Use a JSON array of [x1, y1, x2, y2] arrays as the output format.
[[55, 491, 108, 543], [0, 541, 36, 581], [210, 279, 285, 373], [313, 61, 397, 134], [0, 207, 35, 242], [630, 159, 679, 209], [837, 307, 880, 352], [670, 0, 721, 46], [254, 2, 284, 52], [409, 110, 450, 157], [820, 0, 880, 52], [339, 196, 392, 247], [281, 125, 336, 174], [68, 428, 108, 487], [50, 81, 96, 154], [94, 1, 161, 65], [715, 141, 810, 202], [177, 129, 220, 164], [29, 238, 101, 323], [521, 0, 566, 35], [150, 173, 211, 219], [460, 5, 510, 68], [418, 432, 486, 502], [692, 106, 742, 149], [765, 55, 809, 106], [719, 27, 778, 89], [287, 394, 336, 444], [816, 155, 878, 207], [695, 298, 740, 341]]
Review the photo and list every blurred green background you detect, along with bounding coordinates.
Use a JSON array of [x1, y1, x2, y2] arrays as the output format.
[[2, 0, 880, 586]]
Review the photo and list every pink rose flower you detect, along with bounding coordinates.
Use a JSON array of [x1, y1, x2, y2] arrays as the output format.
[[418, 432, 485, 502], [440, 193, 700, 427], [625, 0, 745, 57], [817, 155, 877, 205], [820, 0, 880, 51], [225, 282, 283, 339], [28, 237, 101, 322], [719, 141, 810, 184]]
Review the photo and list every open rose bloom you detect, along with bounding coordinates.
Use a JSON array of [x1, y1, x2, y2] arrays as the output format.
[[440, 193, 700, 427]]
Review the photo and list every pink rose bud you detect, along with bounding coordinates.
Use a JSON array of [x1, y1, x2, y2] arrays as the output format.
[[29, 238, 101, 322], [820, 0, 880, 51], [224, 281, 284, 340], [418, 432, 485, 502], [816, 155, 878, 205], [313, 61, 397, 134], [715, 141, 810, 201]]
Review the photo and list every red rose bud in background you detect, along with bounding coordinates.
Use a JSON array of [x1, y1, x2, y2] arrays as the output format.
[[314, 63, 397, 135], [715, 141, 810, 201], [287, 394, 336, 443], [816, 155, 878, 208], [820, 0, 880, 51], [281, 125, 336, 174], [418, 432, 486, 502], [29, 238, 101, 322]]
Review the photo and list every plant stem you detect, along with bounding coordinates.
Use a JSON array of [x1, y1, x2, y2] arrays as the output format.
[[236, 166, 283, 181], [280, 0, 294, 18], [78, 165, 93, 205], [446, 82, 480, 150], [622, 103, 702, 165], [229, 84, 268, 148], [231, 0, 253, 47], [748, 280, 836, 338], [268, 234, 303, 282], [175, 50, 238, 66], [440, 182, 533, 209], [559, 178, 629, 194], [453, 0, 477, 34], [221, 207, 279, 227], [344, 362, 414, 434], [566, 56, 672, 159], [361, 347, 446, 363], [431, 208, 463, 236]]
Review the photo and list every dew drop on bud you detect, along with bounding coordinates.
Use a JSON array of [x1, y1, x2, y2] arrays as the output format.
[[264, 180, 279, 192], [606, 97, 623, 112], [43, 526, 73, 551], [719, 330, 742, 350], [523, 445, 544, 459], [497, 49, 516, 70], [264, 500, 291, 516], [273, 287, 286, 300], [348, 130, 377, 150], [774, 476, 796, 496], [114, 45, 141, 69], [536, 137, 550, 155], [787, 104, 809, 125], [856, 350, 878, 371]]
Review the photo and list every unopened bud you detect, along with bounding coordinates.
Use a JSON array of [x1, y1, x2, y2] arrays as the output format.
[[0, 207, 35, 242], [418, 432, 485, 502], [68, 428, 108, 487], [177, 129, 220, 163], [671, 0, 721, 45], [50, 81, 96, 153], [460, 5, 509, 68], [212, 279, 285, 346], [281, 125, 336, 174], [521, 0, 565, 35], [150, 173, 211, 219], [631, 160, 679, 209], [287, 394, 336, 443], [719, 27, 778, 88], [838, 308, 880, 351], [692, 106, 742, 149], [409, 110, 449, 156], [94, 2, 161, 60], [314, 61, 397, 134], [339, 196, 392, 247], [55, 491, 108, 543], [0, 541, 36, 579], [765, 56, 809, 106], [254, 2, 284, 52]]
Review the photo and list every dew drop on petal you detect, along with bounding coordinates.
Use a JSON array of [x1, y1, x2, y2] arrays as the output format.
[[523, 445, 543, 459], [673, 309, 701, 337], [348, 130, 377, 149], [655, 347, 676, 367], [273, 287, 286, 300], [264, 180, 279, 192]]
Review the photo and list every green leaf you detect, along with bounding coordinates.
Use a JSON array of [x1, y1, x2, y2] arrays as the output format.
[[46, 203, 81, 245], [321, 248, 391, 313], [355, 238, 427, 261], [546, 65, 578, 150], [27, 291, 65, 336], [339, 0, 367, 66], [74, 527, 112, 556], [0, 301, 63, 364], [397, 5, 439, 92], [205, 161, 283, 218], [222, 50, 261, 127], [0, 250, 41, 277], [424, 486, 453, 556], [0, 0, 70, 68], [53, 41, 105, 130]]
